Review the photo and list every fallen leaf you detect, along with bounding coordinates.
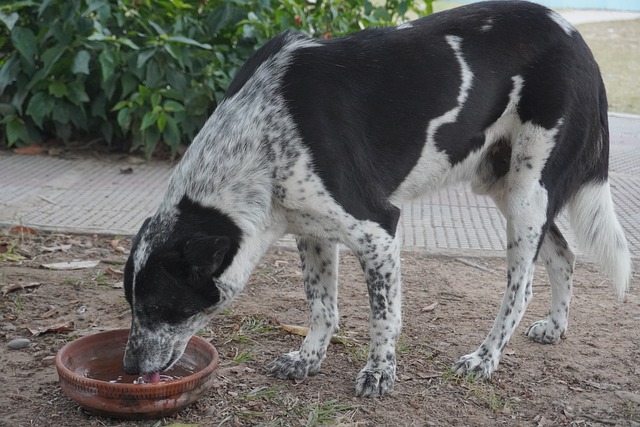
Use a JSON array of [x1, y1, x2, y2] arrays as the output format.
[[279, 323, 356, 345], [42, 260, 100, 270], [40, 244, 72, 253], [112, 282, 123, 289], [280, 324, 309, 337], [420, 302, 438, 312], [110, 239, 120, 250], [41, 307, 59, 318], [2, 282, 42, 296], [106, 267, 124, 277], [9, 226, 37, 235], [28, 320, 75, 336], [13, 144, 47, 155]]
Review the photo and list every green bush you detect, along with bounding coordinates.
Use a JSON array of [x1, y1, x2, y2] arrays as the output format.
[[0, 0, 424, 158]]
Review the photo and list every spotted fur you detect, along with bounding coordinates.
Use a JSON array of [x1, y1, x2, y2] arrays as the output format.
[[123, 1, 631, 397]]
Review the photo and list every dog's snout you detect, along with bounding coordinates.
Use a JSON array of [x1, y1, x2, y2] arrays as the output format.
[[123, 342, 140, 375]]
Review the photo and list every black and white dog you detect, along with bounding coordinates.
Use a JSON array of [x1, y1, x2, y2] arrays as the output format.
[[123, 1, 631, 397]]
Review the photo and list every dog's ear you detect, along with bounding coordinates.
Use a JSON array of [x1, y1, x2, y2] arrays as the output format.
[[183, 235, 230, 270]]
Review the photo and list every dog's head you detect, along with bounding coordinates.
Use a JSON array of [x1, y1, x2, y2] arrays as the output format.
[[122, 197, 242, 378]]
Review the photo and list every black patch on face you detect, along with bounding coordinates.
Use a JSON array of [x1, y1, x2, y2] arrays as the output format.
[[124, 196, 243, 325]]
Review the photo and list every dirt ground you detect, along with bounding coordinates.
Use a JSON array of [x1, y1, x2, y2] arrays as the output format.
[[0, 231, 639, 427]]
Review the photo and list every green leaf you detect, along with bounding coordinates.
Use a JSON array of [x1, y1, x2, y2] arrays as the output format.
[[6, 116, 29, 147], [26, 92, 55, 128], [163, 115, 181, 153], [91, 93, 108, 120], [163, 100, 184, 112], [0, 11, 19, 31], [121, 73, 138, 98], [145, 59, 164, 88], [99, 50, 117, 82], [117, 107, 131, 130], [166, 66, 187, 92], [0, 55, 20, 94], [72, 50, 91, 75], [38, 0, 55, 18], [0, 103, 16, 116], [148, 20, 166, 36], [11, 27, 37, 67], [67, 81, 90, 105], [157, 111, 168, 132], [11, 75, 30, 114], [165, 36, 212, 50], [69, 103, 88, 130], [111, 100, 129, 111], [51, 100, 71, 124], [140, 110, 158, 130], [151, 93, 161, 108], [49, 81, 68, 98], [116, 37, 140, 50], [136, 49, 156, 69], [41, 44, 66, 76]]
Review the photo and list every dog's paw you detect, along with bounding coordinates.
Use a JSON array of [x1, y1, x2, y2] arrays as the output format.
[[452, 350, 497, 380], [266, 351, 317, 380], [526, 318, 565, 344], [355, 366, 395, 397]]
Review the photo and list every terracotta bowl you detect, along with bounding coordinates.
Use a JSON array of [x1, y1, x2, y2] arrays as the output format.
[[55, 329, 219, 420]]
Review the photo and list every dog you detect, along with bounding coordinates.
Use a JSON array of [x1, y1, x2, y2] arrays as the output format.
[[122, 0, 631, 397]]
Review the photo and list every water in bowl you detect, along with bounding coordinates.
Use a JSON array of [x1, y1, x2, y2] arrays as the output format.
[[83, 362, 195, 384]]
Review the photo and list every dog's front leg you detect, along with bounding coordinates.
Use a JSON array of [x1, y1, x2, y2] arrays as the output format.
[[353, 229, 402, 397], [268, 237, 339, 380]]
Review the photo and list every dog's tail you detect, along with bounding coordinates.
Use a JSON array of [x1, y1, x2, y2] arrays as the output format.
[[567, 180, 631, 300]]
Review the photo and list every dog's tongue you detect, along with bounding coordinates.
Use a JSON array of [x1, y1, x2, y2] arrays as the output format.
[[142, 372, 161, 384]]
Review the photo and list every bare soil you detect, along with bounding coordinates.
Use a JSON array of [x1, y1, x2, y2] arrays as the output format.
[[1, 232, 639, 427]]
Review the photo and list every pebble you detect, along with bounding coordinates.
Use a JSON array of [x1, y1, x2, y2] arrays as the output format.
[[2, 323, 17, 332], [8, 338, 32, 350], [41, 355, 56, 366]]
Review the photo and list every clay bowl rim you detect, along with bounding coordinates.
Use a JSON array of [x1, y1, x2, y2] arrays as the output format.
[[54, 328, 219, 396]]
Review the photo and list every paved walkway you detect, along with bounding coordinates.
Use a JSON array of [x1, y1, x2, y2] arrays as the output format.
[[1, 113, 639, 259]]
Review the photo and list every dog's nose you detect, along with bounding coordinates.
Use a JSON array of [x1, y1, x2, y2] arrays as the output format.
[[123, 349, 139, 375]]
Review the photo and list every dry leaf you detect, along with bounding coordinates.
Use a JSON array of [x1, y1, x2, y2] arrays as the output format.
[[28, 320, 75, 336], [279, 323, 355, 345], [420, 302, 438, 312], [42, 260, 100, 270], [13, 144, 47, 155], [110, 239, 120, 249], [106, 267, 124, 277], [40, 244, 72, 253], [280, 324, 309, 337], [2, 282, 42, 296], [9, 226, 37, 235]]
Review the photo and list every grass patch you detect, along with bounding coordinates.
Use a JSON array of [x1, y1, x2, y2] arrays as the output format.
[[578, 19, 640, 115], [298, 400, 357, 427], [232, 351, 255, 364]]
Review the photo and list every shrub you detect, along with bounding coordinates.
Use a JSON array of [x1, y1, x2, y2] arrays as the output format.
[[0, 0, 423, 158]]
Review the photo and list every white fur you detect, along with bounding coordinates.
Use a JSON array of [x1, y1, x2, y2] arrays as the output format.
[[568, 181, 631, 299]]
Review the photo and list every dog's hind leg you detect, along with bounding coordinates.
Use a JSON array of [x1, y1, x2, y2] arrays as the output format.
[[267, 236, 339, 380], [526, 223, 575, 343], [454, 121, 560, 379]]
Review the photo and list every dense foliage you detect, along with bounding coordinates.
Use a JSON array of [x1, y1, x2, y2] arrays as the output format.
[[0, 0, 425, 157]]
